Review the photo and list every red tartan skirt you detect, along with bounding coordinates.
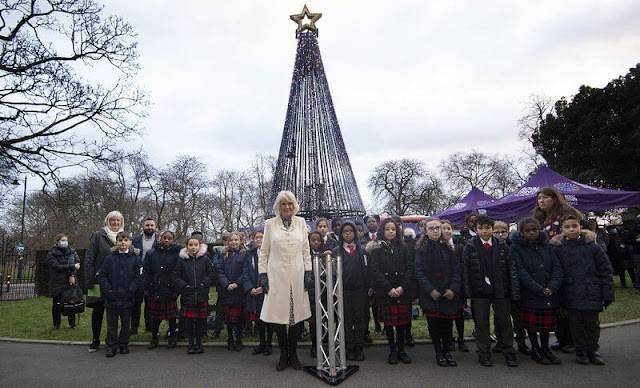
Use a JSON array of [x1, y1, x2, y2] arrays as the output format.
[[180, 301, 208, 319], [222, 305, 244, 324], [520, 307, 557, 333], [378, 304, 411, 327], [245, 311, 259, 322], [148, 298, 177, 321]]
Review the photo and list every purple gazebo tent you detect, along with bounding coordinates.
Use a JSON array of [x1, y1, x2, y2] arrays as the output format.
[[483, 165, 640, 222], [436, 187, 497, 227]]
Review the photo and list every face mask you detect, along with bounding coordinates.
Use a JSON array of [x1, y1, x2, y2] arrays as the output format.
[[58, 241, 69, 248], [143, 229, 155, 237]]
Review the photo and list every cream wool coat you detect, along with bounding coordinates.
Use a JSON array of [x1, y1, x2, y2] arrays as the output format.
[[259, 215, 312, 325]]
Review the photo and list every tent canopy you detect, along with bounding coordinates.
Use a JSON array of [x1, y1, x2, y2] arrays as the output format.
[[483, 165, 640, 222], [435, 187, 497, 226]]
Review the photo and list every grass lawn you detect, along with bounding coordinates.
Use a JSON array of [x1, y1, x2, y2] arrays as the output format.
[[1, 281, 639, 343]]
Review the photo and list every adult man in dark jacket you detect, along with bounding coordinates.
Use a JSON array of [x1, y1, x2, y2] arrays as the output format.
[[463, 215, 519, 367], [131, 217, 159, 334]]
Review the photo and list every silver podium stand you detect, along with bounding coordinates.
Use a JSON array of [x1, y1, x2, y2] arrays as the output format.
[[304, 253, 359, 385]]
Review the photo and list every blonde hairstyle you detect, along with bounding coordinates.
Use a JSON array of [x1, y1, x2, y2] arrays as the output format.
[[272, 190, 300, 217], [494, 221, 508, 230], [103, 210, 124, 227]]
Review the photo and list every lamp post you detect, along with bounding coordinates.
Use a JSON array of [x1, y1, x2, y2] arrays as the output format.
[[11, 176, 27, 243]]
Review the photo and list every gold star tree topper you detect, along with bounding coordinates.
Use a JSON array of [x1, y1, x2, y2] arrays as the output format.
[[290, 5, 322, 35]]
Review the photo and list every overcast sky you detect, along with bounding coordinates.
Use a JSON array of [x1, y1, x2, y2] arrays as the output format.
[[104, 0, 640, 210]]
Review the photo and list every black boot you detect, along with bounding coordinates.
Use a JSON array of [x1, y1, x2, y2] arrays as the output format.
[[386, 327, 398, 365], [275, 325, 288, 371], [288, 323, 302, 370], [226, 325, 234, 351], [195, 336, 204, 354], [587, 351, 605, 365], [234, 324, 243, 351], [540, 333, 560, 365], [187, 336, 196, 354], [148, 336, 159, 350], [529, 332, 550, 365], [264, 324, 273, 356], [397, 327, 411, 364]]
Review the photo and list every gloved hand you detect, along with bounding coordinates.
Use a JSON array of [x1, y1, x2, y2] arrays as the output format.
[[259, 273, 269, 293], [304, 271, 313, 290]]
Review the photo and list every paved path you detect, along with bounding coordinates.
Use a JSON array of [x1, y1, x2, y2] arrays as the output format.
[[1, 324, 638, 387]]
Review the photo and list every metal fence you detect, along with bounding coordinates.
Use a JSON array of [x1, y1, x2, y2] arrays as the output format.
[[0, 234, 37, 301]]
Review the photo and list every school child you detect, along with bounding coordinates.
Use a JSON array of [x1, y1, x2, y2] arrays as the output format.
[[307, 231, 325, 358], [316, 217, 338, 250], [492, 220, 530, 356], [328, 218, 341, 244], [550, 214, 614, 365], [96, 232, 142, 358], [242, 230, 273, 356], [440, 220, 469, 352], [511, 218, 563, 364], [173, 237, 215, 354], [144, 230, 181, 349], [416, 218, 461, 367], [463, 215, 519, 367], [333, 220, 369, 361], [368, 218, 414, 365], [216, 231, 247, 351], [362, 215, 383, 338]]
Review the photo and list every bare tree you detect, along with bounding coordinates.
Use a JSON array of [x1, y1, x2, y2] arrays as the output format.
[[368, 159, 445, 215], [0, 0, 146, 186], [439, 151, 526, 198]]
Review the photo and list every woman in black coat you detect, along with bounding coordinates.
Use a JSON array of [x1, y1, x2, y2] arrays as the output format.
[[84, 210, 124, 352], [511, 218, 563, 365], [173, 237, 215, 354], [144, 231, 182, 349], [415, 218, 461, 367], [368, 218, 414, 365], [216, 231, 246, 351], [47, 234, 80, 329]]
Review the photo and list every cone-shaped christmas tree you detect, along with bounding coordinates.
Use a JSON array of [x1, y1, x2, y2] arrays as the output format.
[[269, 7, 365, 220]]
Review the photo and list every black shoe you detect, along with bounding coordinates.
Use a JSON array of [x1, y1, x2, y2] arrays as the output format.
[[187, 345, 196, 354], [195, 344, 204, 354], [505, 353, 519, 367], [119, 346, 129, 354], [576, 352, 589, 365], [227, 340, 234, 351], [264, 344, 272, 356], [444, 352, 457, 367], [388, 351, 398, 365], [479, 355, 493, 367], [542, 348, 561, 365], [148, 338, 159, 350], [252, 344, 265, 355], [105, 347, 117, 358], [398, 351, 412, 364], [364, 332, 373, 344], [588, 351, 605, 365], [167, 337, 177, 349], [436, 353, 448, 367], [492, 342, 504, 353], [89, 340, 100, 353], [458, 341, 470, 352], [517, 342, 532, 356], [531, 347, 550, 365], [561, 345, 575, 354]]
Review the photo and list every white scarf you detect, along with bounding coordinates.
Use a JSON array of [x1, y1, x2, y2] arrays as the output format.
[[104, 226, 122, 244]]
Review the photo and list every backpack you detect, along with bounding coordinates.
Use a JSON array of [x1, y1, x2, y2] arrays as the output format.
[[60, 285, 85, 316]]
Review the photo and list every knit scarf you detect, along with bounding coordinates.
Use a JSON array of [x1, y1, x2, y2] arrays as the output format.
[[104, 226, 121, 245]]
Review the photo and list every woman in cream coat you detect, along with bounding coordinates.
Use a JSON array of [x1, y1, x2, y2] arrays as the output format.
[[259, 191, 312, 371]]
